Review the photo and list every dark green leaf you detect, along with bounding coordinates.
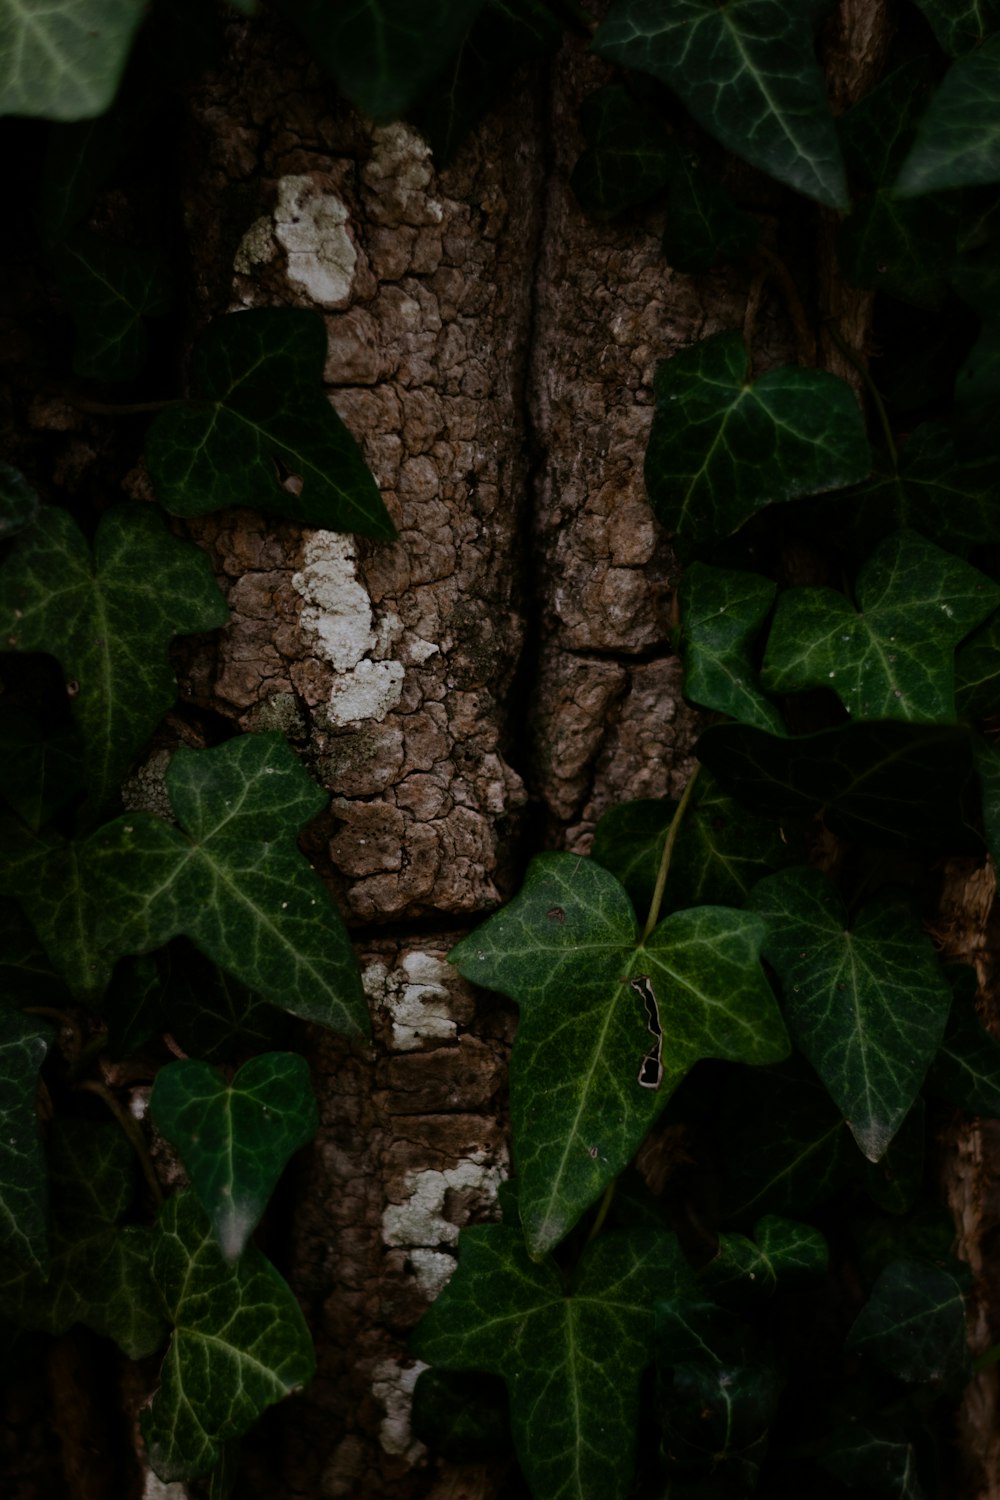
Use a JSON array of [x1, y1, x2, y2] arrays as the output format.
[[150, 1053, 319, 1261], [451, 854, 788, 1254], [571, 85, 672, 219], [822, 1420, 927, 1499], [102, 952, 168, 1056], [697, 720, 981, 851], [927, 964, 1000, 1115], [95, 735, 367, 1033], [0, 0, 146, 120], [975, 733, 1000, 868], [0, 465, 39, 540], [0, 1011, 49, 1275], [0, 1120, 166, 1359], [54, 232, 172, 381], [854, 422, 1000, 548], [412, 1223, 688, 1500], [0, 899, 67, 1010], [956, 606, 1000, 719], [593, 0, 848, 208], [955, 317, 1000, 411], [679, 564, 781, 732], [862, 1100, 926, 1215], [662, 147, 759, 273], [0, 816, 111, 1001], [0, 504, 228, 813], [754, 1215, 828, 1287], [142, 1191, 315, 1482], [747, 868, 952, 1160], [761, 532, 1000, 723], [290, 0, 486, 122], [411, 1368, 510, 1461], [700, 1234, 777, 1306], [146, 310, 394, 538], [840, 60, 937, 192], [162, 943, 289, 1064], [897, 35, 1000, 197], [847, 1257, 970, 1388], [645, 331, 871, 542], [913, 0, 1000, 53], [0, 707, 84, 830], [409, 0, 559, 163]]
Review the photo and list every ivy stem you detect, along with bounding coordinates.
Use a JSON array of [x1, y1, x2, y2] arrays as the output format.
[[824, 318, 898, 468], [584, 1180, 616, 1247], [75, 1079, 164, 1206], [642, 764, 701, 942]]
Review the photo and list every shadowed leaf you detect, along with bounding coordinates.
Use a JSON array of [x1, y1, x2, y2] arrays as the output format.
[[897, 35, 1000, 197], [0, 0, 146, 120], [0, 1011, 49, 1275], [847, 1257, 970, 1389], [54, 232, 172, 380]]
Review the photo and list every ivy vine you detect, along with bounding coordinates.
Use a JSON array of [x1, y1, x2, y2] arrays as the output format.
[[3, 1, 1000, 1497]]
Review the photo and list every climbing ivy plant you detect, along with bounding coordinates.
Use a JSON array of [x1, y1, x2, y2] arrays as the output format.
[[3, 0, 1000, 1497]]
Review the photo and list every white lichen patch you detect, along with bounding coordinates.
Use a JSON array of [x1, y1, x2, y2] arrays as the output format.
[[273, 175, 356, 307], [293, 530, 409, 725], [382, 1154, 506, 1249], [371, 1357, 428, 1460], [364, 951, 456, 1051], [409, 1248, 457, 1301], [142, 1471, 189, 1499]]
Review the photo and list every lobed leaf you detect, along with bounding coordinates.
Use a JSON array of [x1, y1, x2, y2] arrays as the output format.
[[143, 1192, 315, 1482], [593, 0, 848, 208], [644, 331, 871, 542], [146, 310, 395, 538], [897, 35, 1000, 197], [679, 563, 781, 732], [0, 0, 146, 120], [0, 504, 228, 814], [747, 868, 952, 1160], [150, 1053, 319, 1261], [412, 1223, 688, 1500], [451, 854, 787, 1255]]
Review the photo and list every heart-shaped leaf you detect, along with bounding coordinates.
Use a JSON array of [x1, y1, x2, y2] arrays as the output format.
[[53, 232, 172, 380], [644, 331, 871, 542], [150, 1053, 319, 1261], [593, 0, 848, 208], [761, 532, 1000, 723], [0, 0, 146, 120], [748, 868, 952, 1160], [146, 309, 394, 538], [412, 1223, 689, 1500], [897, 35, 1000, 197], [0, 1010, 49, 1275], [847, 1257, 970, 1389], [451, 854, 788, 1255], [571, 85, 673, 219], [142, 1191, 315, 1482], [679, 563, 781, 732], [0, 504, 228, 814]]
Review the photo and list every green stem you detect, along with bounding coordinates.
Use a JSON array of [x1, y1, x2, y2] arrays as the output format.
[[824, 319, 897, 468], [75, 1079, 164, 1206], [584, 1180, 616, 1247], [642, 765, 701, 942]]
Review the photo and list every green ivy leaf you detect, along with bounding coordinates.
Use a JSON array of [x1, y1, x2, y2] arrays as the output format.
[[700, 1216, 827, 1306], [853, 423, 1000, 549], [451, 854, 788, 1255], [0, 708, 84, 831], [0, 464, 40, 540], [0, 899, 67, 1011], [0, 815, 111, 1001], [53, 232, 172, 381], [761, 532, 1000, 723], [679, 564, 781, 732], [0, 1011, 49, 1275], [570, 86, 672, 219], [662, 146, 759, 273], [150, 1053, 319, 1261], [913, 0, 1000, 53], [412, 1223, 688, 1500], [593, 0, 848, 208], [955, 317, 1000, 415], [747, 868, 952, 1160], [754, 1214, 828, 1286], [409, 0, 559, 164], [142, 1191, 315, 1482], [146, 310, 395, 538], [0, 1120, 166, 1359], [289, 0, 486, 122], [90, 735, 369, 1035], [697, 720, 981, 851], [956, 603, 1000, 719], [0, 0, 146, 120], [927, 965, 1000, 1115], [644, 331, 871, 542], [847, 1257, 970, 1389], [822, 1420, 927, 1500], [897, 35, 1000, 197], [0, 504, 228, 814]]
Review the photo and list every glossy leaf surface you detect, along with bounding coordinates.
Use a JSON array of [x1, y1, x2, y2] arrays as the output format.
[[679, 563, 781, 731], [748, 868, 951, 1160], [645, 331, 870, 541], [0, 0, 145, 120], [150, 1053, 319, 1261], [146, 310, 394, 538], [451, 854, 787, 1254], [0, 505, 228, 813], [761, 532, 1000, 723], [412, 1223, 688, 1500], [0, 1011, 49, 1274], [897, 35, 1000, 196], [847, 1257, 970, 1388], [594, 0, 848, 207], [143, 1192, 315, 1481]]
